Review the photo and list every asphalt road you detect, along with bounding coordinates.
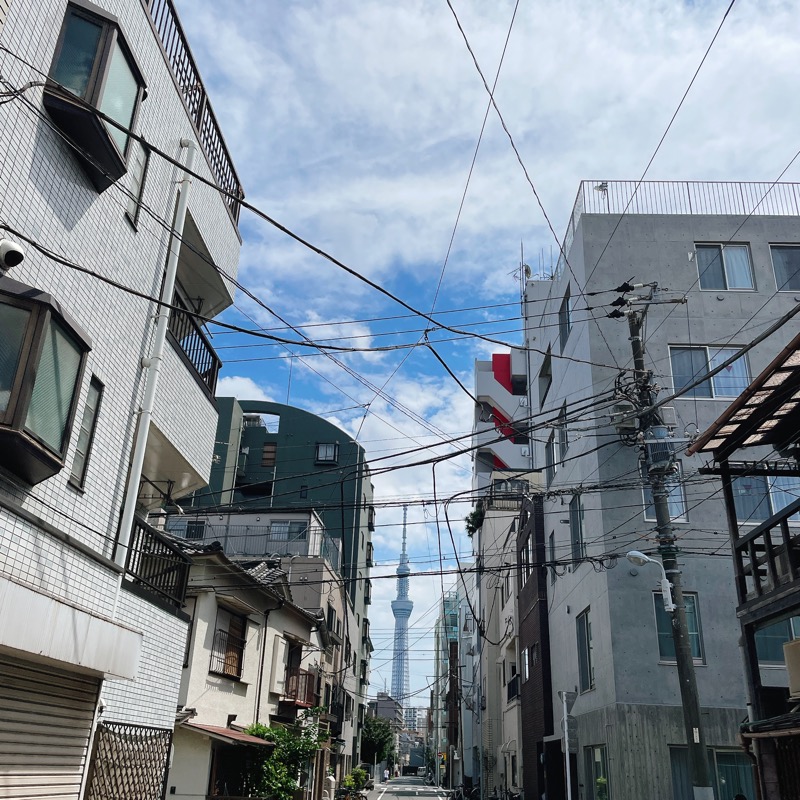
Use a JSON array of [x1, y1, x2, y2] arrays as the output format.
[[369, 776, 448, 800]]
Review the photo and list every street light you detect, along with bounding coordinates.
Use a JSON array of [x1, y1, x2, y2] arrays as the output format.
[[626, 550, 676, 612]]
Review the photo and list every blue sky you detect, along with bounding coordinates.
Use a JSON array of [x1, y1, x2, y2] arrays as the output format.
[[172, 0, 800, 700]]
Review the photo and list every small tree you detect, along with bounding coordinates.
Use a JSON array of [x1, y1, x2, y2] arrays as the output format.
[[465, 505, 484, 536], [360, 715, 394, 765], [245, 712, 327, 800]]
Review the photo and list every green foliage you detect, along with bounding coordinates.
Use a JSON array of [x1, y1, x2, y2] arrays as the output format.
[[244, 717, 327, 800], [465, 506, 485, 536], [360, 715, 394, 764], [350, 767, 368, 790]]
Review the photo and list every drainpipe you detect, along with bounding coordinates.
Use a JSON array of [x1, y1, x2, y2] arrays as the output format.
[[256, 598, 285, 722], [113, 139, 197, 616]]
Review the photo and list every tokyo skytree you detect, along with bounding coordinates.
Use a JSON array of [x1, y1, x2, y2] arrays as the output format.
[[390, 505, 413, 704]]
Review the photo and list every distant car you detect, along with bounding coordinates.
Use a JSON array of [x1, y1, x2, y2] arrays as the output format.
[[417, 767, 427, 777]]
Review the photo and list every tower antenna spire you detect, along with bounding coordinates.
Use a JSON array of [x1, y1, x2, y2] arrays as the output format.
[[391, 504, 413, 704]]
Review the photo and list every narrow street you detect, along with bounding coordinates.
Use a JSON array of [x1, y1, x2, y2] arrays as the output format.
[[369, 777, 447, 800]]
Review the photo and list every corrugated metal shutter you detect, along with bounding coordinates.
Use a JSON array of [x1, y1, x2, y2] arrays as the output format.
[[0, 653, 100, 800]]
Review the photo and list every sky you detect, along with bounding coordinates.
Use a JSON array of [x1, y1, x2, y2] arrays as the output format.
[[172, 0, 800, 702]]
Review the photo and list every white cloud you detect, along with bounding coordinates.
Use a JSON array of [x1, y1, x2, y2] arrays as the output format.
[[216, 375, 274, 402]]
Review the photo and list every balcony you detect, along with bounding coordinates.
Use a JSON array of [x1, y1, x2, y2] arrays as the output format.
[[285, 668, 316, 707], [168, 294, 221, 397], [506, 674, 520, 703], [123, 516, 190, 609], [734, 495, 800, 617], [143, 0, 244, 224]]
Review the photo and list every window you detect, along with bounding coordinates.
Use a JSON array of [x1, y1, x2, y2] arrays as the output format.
[[559, 285, 572, 350], [654, 592, 703, 663], [184, 520, 206, 541], [731, 474, 800, 524], [300, 484, 308, 499], [69, 376, 103, 488], [210, 608, 247, 679], [269, 520, 308, 540], [642, 462, 687, 522], [261, 442, 277, 467], [569, 495, 585, 561], [316, 442, 339, 463], [125, 143, 149, 226], [558, 403, 569, 461], [696, 244, 754, 290], [545, 432, 557, 486], [669, 346, 750, 398], [521, 648, 529, 682], [584, 745, 610, 800], [576, 607, 594, 692], [538, 349, 552, 408], [670, 747, 755, 800], [0, 282, 91, 484], [771, 245, 800, 291], [44, 1, 147, 192], [549, 531, 556, 584], [754, 616, 800, 664]]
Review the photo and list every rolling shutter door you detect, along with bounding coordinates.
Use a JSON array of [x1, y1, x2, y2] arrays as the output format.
[[0, 653, 100, 800]]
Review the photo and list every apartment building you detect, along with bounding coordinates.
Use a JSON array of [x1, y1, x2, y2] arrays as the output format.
[[183, 397, 375, 773], [523, 180, 800, 800], [0, 0, 242, 796]]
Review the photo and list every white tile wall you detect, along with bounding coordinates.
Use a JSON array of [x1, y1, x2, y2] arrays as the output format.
[[0, 0, 241, 729]]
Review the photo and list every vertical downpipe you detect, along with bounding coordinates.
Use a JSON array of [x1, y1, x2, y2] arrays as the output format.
[[112, 139, 197, 617]]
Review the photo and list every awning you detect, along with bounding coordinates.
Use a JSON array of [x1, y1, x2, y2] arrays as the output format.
[[180, 722, 273, 747]]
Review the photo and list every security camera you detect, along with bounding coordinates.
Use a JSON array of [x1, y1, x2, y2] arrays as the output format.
[[0, 239, 24, 270]]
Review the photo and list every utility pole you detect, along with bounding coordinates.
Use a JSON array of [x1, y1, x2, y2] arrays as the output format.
[[625, 301, 713, 800]]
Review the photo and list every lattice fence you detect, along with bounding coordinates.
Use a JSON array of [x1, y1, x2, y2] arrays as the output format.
[[84, 721, 172, 800]]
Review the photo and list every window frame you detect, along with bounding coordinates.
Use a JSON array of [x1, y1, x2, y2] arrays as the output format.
[[695, 243, 755, 291], [730, 474, 800, 525], [653, 591, 704, 664], [558, 284, 572, 351], [770, 244, 800, 292], [0, 278, 91, 484], [538, 348, 552, 408], [44, 0, 147, 192], [124, 142, 150, 228], [576, 606, 594, 693], [209, 606, 247, 680], [584, 744, 610, 800], [315, 442, 339, 464], [569, 494, 585, 562], [68, 375, 104, 490], [558, 403, 569, 461], [261, 441, 277, 467], [669, 345, 751, 399], [545, 431, 557, 486]]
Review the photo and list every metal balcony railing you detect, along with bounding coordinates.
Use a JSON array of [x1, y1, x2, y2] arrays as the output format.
[[209, 628, 246, 679], [124, 516, 190, 609], [142, 0, 244, 223], [550, 180, 800, 281], [285, 669, 316, 706], [735, 495, 800, 608], [506, 674, 521, 703], [168, 294, 221, 396]]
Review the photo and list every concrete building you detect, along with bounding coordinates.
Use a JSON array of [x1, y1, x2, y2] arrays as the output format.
[[0, 0, 241, 795], [432, 591, 460, 788], [185, 398, 375, 768], [468, 353, 534, 796], [523, 180, 800, 800]]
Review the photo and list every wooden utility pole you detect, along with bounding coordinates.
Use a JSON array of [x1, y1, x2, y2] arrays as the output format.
[[626, 306, 714, 800]]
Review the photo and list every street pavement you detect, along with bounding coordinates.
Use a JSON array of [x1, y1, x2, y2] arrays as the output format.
[[368, 776, 448, 800]]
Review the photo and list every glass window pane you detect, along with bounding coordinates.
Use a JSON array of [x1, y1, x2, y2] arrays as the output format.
[[51, 12, 102, 98], [655, 594, 702, 661], [770, 476, 800, 521], [732, 476, 770, 523], [70, 378, 101, 485], [754, 618, 793, 663], [100, 40, 138, 154], [0, 303, 30, 414], [696, 245, 726, 290], [723, 245, 754, 289], [772, 246, 800, 291], [670, 347, 712, 397], [709, 348, 750, 397], [25, 318, 82, 452], [715, 751, 756, 800]]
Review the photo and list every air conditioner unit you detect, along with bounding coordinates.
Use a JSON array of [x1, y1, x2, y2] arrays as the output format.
[[784, 638, 800, 699]]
